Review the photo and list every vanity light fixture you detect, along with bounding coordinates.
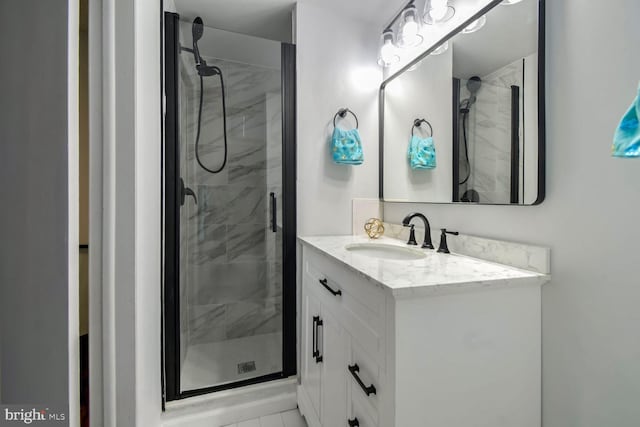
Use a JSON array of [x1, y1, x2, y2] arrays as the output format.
[[501, 0, 524, 4], [423, 0, 456, 25], [430, 41, 449, 55], [378, 29, 400, 66], [462, 15, 487, 34], [398, 5, 424, 48]]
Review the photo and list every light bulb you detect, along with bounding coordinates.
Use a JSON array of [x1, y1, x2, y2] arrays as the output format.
[[402, 19, 419, 45], [430, 0, 449, 21], [424, 0, 455, 25], [462, 15, 487, 34], [378, 31, 399, 66], [380, 40, 398, 64], [399, 6, 423, 48]]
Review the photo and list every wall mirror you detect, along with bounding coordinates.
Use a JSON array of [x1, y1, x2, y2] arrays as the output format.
[[380, 0, 545, 205]]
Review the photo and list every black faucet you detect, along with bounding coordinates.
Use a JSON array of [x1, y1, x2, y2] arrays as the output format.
[[401, 212, 434, 249], [437, 229, 459, 254]]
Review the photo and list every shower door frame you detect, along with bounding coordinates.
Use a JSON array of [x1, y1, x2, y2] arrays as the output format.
[[162, 12, 297, 402]]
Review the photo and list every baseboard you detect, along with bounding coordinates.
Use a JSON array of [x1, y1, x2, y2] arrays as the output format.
[[296, 385, 320, 427], [162, 377, 297, 427]]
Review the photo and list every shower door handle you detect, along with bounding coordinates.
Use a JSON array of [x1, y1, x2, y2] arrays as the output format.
[[180, 177, 197, 206], [270, 192, 277, 232]]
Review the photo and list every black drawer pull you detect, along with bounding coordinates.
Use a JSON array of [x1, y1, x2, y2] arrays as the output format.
[[319, 278, 342, 296], [348, 418, 360, 427], [313, 316, 323, 363], [348, 364, 376, 396], [312, 316, 318, 361]]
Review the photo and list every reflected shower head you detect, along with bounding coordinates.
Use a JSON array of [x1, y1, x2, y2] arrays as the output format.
[[467, 76, 482, 96], [460, 76, 482, 113], [467, 76, 482, 101]]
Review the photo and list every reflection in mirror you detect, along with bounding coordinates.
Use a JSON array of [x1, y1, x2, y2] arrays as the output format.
[[381, 0, 544, 205]]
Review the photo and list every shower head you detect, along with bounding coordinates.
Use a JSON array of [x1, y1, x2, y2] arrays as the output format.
[[191, 16, 221, 77], [460, 76, 482, 113], [466, 76, 482, 96], [192, 17, 204, 42], [192, 17, 204, 66]]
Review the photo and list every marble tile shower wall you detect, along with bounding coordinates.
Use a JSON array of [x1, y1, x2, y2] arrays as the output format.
[[181, 58, 283, 347], [460, 59, 524, 204]]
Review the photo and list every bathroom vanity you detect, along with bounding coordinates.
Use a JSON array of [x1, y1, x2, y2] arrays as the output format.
[[297, 235, 549, 427]]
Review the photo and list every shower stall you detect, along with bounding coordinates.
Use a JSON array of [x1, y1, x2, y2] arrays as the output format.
[[453, 58, 528, 204], [163, 12, 296, 400]]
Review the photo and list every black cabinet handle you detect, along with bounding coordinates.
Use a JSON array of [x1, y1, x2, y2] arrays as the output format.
[[348, 364, 376, 396], [270, 192, 277, 233], [348, 418, 360, 427], [319, 278, 342, 296], [312, 316, 318, 361], [313, 316, 323, 363]]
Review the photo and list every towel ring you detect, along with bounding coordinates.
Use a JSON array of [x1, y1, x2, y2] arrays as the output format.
[[333, 108, 359, 129], [411, 118, 433, 137]]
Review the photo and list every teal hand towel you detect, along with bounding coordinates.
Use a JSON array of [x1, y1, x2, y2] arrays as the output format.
[[408, 135, 436, 170], [331, 127, 364, 165], [612, 83, 640, 158]]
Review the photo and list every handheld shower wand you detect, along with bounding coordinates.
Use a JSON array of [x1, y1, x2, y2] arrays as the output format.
[[459, 76, 482, 185], [191, 17, 228, 174]]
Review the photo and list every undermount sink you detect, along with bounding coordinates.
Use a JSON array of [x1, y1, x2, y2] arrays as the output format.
[[345, 243, 427, 261]]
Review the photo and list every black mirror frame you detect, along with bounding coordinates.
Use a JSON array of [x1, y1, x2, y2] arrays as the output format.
[[378, 0, 546, 206]]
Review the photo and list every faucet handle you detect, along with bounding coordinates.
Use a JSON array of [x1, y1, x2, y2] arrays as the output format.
[[403, 223, 418, 246], [437, 229, 459, 254]]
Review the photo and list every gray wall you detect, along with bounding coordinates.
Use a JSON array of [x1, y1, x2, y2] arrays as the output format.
[[384, 0, 640, 425], [0, 0, 70, 410]]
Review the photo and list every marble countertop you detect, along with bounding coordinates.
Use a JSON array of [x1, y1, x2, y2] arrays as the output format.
[[298, 235, 550, 298]]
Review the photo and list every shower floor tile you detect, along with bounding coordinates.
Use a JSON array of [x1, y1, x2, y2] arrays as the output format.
[[181, 332, 282, 391]]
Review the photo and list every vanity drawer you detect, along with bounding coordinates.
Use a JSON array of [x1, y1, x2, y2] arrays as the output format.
[[304, 247, 386, 315], [348, 387, 378, 427], [303, 249, 386, 364], [348, 338, 381, 419]]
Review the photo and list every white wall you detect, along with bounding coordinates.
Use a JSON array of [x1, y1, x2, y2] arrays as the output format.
[[91, 0, 162, 426], [384, 1, 640, 425], [296, 1, 382, 236], [0, 1, 79, 424], [383, 47, 453, 203]]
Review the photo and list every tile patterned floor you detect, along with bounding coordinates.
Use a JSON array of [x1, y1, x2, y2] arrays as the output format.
[[223, 408, 307, 427]]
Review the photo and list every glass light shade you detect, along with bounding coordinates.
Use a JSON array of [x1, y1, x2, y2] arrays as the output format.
[[398, 6, 423, 48], [430, 41, 449, 55], [423, 0, 456, 25], [430, 0, 449, 21], [462, 15, 487, 34], [378, 31, 400, 66]]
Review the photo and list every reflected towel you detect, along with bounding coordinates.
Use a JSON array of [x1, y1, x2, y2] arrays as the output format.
[[612, 84, 640, 158], [331, 127, 364, 165], [408, 135, 436, 170]]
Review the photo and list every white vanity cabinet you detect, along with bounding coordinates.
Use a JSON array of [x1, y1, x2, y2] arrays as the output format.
[[297, 239, 546, 427]]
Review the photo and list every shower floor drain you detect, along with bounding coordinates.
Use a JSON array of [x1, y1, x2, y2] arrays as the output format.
[[237, 361, 257, 374]]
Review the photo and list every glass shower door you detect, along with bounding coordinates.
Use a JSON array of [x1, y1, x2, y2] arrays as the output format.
[[164, 12, 295, 399]]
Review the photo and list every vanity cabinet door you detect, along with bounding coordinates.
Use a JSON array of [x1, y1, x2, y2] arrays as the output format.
[[301, 287, 322, 422], [320, 308, 349, 427]]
